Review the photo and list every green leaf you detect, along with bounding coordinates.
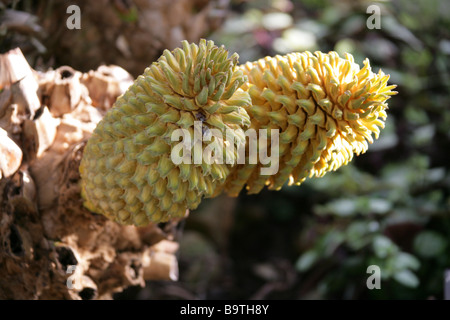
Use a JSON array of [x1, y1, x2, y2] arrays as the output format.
[[316, 198, 358, 217], [404, 105, 429, 125], [346, 221, 371, 251], [414, 231, 447, 258], [273, 28, 317, 53], [373, 235, 398, 259], [368, 198, 392, 215], [393, 269, 419, 288], [296, 250, 319, 272], [261, 12, 293, 31], [392, 252, 420, 271], [322, 230, 345, 256], [410, 124, 435, 147]]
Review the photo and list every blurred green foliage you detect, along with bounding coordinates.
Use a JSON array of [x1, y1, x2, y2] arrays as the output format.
[[202, 0, 450, 299]]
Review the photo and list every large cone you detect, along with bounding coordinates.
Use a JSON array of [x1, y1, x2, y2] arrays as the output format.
[[80, 39, 251, 226], [223, 51, 397, 196]]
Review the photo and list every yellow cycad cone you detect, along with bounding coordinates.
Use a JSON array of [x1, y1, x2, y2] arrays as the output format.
[[79, 39, 251, 226], [223, 51, 397, 196]]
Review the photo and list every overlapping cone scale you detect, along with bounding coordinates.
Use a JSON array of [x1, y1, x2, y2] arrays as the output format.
[[222, 51, 396, 196], [79, 39, 251, 226], [80, 41, 397, 226]]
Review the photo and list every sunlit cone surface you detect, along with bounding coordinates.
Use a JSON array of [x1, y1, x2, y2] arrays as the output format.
[[223, 51, 397, 196], [79, 39, 251, 226]]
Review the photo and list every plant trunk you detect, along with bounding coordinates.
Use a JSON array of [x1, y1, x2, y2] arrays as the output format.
[[0, 48, 182, 299]]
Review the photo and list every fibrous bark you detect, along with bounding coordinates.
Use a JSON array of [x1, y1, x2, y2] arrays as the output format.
[[0, 48, 182, 300]]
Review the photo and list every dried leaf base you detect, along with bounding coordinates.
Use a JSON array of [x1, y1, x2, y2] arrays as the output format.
[[0, 48, 182, 299]]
